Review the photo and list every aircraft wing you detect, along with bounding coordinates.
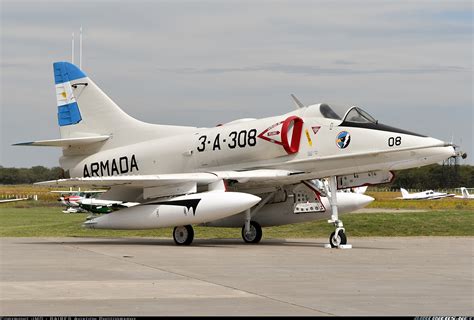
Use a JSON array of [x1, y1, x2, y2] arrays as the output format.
[[35, 170, 311, 201], [35, 169, 308, 189]]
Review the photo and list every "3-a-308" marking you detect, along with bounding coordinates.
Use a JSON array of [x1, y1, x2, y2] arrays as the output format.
[[197, 129, 257, 152]]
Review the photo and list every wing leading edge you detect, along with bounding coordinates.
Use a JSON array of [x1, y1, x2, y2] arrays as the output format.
[[35, 169, 302, 188]]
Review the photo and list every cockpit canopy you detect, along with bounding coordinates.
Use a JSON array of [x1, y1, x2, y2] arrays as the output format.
[[306, 103, 378, 124], [303, 102, 426, 138]]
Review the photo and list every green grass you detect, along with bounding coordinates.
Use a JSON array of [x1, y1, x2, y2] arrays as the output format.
[[1, 206, 472, 238]]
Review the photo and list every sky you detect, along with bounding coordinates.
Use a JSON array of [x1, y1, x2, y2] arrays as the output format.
[[1, 0, 472, 168]]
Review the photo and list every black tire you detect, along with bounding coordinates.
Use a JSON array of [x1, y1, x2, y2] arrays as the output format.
[[173, 225, 194, 245], [241, 221, 263, 244], [329, 230, 347, 248]]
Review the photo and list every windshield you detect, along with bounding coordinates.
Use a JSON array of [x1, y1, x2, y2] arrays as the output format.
[[305, 103, 377, 123], [344, 107, 377, 124]]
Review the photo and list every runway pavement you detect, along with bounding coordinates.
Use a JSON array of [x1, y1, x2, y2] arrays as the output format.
[[0, 236, 472, 316]]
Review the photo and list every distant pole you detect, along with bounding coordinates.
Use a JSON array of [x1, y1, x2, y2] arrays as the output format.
[[71, 32, 75, 64], [79, 26, 83, 69]]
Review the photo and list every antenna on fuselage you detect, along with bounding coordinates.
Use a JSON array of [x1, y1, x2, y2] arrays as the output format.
[[71, 32, 75, 64], [290, 94, 305, 109], [70, 27, 83, 68], [79, 25, 83, 69]]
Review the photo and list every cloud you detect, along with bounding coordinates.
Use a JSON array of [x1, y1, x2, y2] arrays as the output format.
[[156, 63, 467, 76], [1, 1, 472, 167]]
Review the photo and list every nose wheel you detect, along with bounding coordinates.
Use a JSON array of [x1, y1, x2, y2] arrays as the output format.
[[329, 229, 347, 248]]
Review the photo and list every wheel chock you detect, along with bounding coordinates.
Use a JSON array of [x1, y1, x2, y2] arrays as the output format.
[[324, 244, 352, 249]]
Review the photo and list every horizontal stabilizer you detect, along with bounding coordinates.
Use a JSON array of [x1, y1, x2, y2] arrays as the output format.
[[13, 135, 110, 147]]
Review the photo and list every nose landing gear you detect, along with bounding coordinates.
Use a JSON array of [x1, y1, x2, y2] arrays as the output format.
[[325, 176, 352, 249], [329, 228, 347, 248]]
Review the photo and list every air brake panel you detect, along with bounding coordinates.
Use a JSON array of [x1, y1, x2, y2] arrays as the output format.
[[292, 183, 325, 214]]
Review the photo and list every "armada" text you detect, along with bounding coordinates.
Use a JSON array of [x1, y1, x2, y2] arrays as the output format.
[[83, 154, 139, 177]]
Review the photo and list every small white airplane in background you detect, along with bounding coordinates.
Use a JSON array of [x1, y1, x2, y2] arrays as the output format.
[[454, 187, 474, 199], [52, 189, 105, 213], [398, 188, 455, 200], [52, 190, 138, 214], [14, 61, 459, 247]]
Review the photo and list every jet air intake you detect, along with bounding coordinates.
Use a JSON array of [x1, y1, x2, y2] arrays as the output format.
[[258, 116, 303, 155]]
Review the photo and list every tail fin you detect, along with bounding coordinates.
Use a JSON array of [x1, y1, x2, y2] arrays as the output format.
[[461, 187, 470, 198], [53, 62, 194, 145], [400, 188, 409, 198]]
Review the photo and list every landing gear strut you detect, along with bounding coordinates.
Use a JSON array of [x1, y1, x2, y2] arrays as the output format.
[[173, 225, 194, 245], [240, 192, 275, 244], [326, 176, 350, 248]]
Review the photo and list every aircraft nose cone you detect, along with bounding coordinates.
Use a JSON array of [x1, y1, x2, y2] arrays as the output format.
[[389, 136, 456, 171]]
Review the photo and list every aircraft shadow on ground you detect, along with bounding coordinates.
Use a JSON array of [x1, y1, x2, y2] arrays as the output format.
[[22, 238, 395, 250]]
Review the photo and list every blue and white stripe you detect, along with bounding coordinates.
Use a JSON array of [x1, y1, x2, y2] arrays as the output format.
[[53, 62, 86, 126]]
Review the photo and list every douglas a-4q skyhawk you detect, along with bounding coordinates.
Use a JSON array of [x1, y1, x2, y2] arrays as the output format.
[[15, 62, 459, 247]]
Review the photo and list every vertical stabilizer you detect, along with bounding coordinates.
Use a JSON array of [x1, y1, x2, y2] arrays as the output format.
[[52, 62, 195, 148], [461, 187, 470, 198], [400, 188, 409, 199]]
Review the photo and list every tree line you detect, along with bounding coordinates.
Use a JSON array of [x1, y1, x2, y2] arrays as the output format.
[[388, 164, 473, 190], [0, 164, 473, 189], [0, 166, 66, 184]]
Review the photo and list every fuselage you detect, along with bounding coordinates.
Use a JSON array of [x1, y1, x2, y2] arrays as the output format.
[[62, 104, 454, 180]]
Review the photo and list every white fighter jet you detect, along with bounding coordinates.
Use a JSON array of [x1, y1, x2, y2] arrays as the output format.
[[15, 62, 458, 247], [397, 188, 456, 200]]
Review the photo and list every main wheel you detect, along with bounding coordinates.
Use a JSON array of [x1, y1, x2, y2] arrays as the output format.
[[329, 230, 347, 248], [173, 225, 194, 245], [241, 221, 262, 244]]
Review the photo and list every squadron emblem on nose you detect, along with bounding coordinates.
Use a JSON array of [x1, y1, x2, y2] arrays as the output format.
[[336, 131, 351, 149]]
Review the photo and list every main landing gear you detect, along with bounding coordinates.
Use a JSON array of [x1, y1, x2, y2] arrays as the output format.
[[326, 176, 350, 249], [173, 225, 194, 245], [241, 221, 262, 243], [240, 192, 274, 244]]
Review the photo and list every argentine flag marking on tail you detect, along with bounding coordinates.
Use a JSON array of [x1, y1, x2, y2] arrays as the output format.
[[53, 62, 86, 127]]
